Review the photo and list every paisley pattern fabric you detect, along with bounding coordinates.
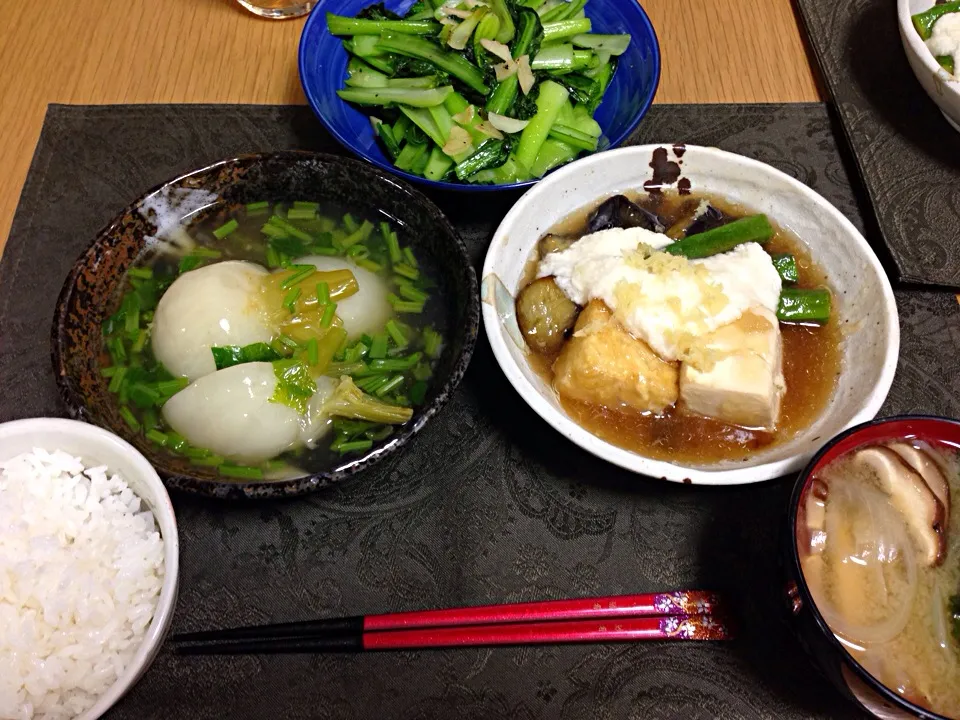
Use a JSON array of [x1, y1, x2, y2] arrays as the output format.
[[796, 0, 960, 287], [1, 103, 958, 718]]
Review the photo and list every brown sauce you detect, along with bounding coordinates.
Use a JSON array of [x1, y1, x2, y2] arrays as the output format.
[[521, 191, 842, 464]]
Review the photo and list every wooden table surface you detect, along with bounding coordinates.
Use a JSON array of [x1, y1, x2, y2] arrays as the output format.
[[0, 0, 820, 256]]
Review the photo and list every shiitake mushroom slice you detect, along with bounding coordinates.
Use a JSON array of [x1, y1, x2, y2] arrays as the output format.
[[851, 446, 946, 567]]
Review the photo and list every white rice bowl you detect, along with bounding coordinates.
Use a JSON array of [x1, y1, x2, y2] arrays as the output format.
[[0, 419, 178, 720]]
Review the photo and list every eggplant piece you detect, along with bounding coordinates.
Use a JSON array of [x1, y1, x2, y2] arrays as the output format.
[[516, 277, 579, 355], [684, 204, 728, 237], [538, 233, 575, 257], [587, 195, 666, 234]]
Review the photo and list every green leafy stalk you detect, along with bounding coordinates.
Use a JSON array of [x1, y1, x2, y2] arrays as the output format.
[[542, 18, 592, 43], [337, 86, 454, 108], [375, 34, 489, 94], [515, 80, 570, 170], [326, 13, 439, 36]]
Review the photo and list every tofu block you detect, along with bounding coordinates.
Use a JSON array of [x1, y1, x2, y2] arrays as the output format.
[[679, 308, 785, 430], [552, 301, 679, 414]]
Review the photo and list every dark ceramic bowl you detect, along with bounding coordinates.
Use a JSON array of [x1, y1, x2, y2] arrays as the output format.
[[783, 415, 960, 720], [52, 151, 479, 500]]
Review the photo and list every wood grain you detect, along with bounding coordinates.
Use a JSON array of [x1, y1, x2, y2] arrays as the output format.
[[0, 0, 820, 256]]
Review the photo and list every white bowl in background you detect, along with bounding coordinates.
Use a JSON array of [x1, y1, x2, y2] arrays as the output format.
[[899, 0, 960, 131], [0, 417, 179, 720], [481, 145, 899, 485]]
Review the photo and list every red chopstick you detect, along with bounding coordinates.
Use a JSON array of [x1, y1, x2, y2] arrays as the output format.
[[171, 591, 732, 655], [363, 589, 723, 630], [174, 615, 732, 655]]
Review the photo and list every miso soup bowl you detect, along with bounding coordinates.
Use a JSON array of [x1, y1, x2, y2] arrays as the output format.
[[783, 415, 960, 720], [53, 151, 479, 500], [481, 144, 899, 485]]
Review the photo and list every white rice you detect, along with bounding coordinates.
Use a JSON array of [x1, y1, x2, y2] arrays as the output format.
[[0, 449, 164, 720]]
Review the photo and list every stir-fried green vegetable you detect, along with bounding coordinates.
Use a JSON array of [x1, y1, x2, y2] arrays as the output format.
[[101, 201, 447, 476], [327, 0, 631, 183]]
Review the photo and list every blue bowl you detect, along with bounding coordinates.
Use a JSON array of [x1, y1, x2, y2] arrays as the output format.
[[298, 0, 661, 192]]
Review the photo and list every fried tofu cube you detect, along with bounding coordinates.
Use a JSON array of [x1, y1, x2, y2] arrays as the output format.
[[552, 301, 679, 414], [679, 308, 785, 430]]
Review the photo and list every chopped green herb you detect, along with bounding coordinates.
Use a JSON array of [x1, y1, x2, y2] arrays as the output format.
[[131, 329, 148, 354], [384, 227, 402, 264], [320, 302, 337, 328], [280, 264, 317, 289], [108, 366, 128, 393], [278, 334, 301, 350], [219, 464, 265, 480], [410, 380, 428, 404], [246, 200, 270, 213], [393, 263, 419, 280], [178, 255, 204, 274], [191, 454, 226, 467], [155, 378, 190, 398], [119, 406, 140, 431], [402, 246, 418, 268], [397, 282, 428, 303], [213, 219, 239, 239], [423, 327, 443, 358], [317, 281, 330, 304], [385, 319, 407, 347], [369, 353, 422, 371], [369, 333, 389, 359], [335, 439, 374, 454], [265, 246, 281, 268], [127, 267, 153, 280], [356, 258, 383, 273], [293, 201, 319, 211], [389, 296, 425, 313], [283, 287, 302, 313], [375, 374, 406, 397], [306, 337, 320, 366], [146, 428, 169, 446], [287, 208, 317, 221]]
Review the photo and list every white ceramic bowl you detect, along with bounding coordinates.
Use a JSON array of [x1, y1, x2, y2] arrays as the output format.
[[899, 0, 960, 131], [482, 145, 900, 485], [0, 418, 179, 719]]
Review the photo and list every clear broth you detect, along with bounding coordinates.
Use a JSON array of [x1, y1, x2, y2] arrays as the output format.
[[102, 200, 447, 479]]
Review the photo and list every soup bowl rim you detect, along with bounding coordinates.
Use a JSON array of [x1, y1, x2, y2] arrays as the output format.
[[787, 413, 960, 720], [52, 150, 480, 500]]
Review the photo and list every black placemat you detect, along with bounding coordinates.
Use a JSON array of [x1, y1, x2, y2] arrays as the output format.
[[795, 0, 960, 288], [1, 103, 959, 719]]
